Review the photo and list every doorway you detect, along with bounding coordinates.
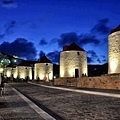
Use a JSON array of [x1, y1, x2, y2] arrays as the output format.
[[75, 69, 79, 78]]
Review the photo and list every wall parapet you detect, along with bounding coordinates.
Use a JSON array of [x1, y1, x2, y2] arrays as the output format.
[[54, 77, 77, 86], [54, 74, 120, 90]]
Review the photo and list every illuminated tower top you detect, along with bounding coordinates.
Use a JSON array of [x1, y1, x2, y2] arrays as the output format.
[[63, 42, 85, 51], [37, 55, 52, 63]]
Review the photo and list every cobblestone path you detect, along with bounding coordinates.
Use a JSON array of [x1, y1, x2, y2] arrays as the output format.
[[11, 83, 120, 120]]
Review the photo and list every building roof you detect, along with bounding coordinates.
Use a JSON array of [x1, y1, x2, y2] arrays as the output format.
[[17, 60, 31, 66], [110, 24, 120, 34], [6, 63, 16, 68], [38, 55, 52, 63], [63, 42, 85, 51]]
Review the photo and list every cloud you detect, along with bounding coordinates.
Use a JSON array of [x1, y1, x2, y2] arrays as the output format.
[[1, 0, 17, 8], [52, 32, 101, 48], [58, 32, 79, 47], [87, 50, 98, 59], [79, 34, 100, 46], [0, 21, 16, 39], [91, 18, 110, 35], [50, 18, 111, 50], [46, 51, 60, 64], [0, 38, 37, 60], [39, 38, 48, 46], [87, 57, 94, 63], [87, 50, 101, 64], [100, 55, 107, 63], [87, 50, 107, 64]]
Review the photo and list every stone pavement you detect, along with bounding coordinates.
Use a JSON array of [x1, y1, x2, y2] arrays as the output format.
[[0, 83, 120, 120], [11, 83, 120, 120], [0, 84, 45, 120]]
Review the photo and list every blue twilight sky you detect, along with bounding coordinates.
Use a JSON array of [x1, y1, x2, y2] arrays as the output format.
[[0, 0, 120, 64]]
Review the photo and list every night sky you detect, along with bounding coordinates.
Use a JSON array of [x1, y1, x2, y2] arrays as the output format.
[[0, 0, 120, 64]]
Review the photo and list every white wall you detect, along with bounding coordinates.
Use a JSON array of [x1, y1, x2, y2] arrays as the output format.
[[108, 31, 120, 74], [60, 50, 87, 77], [16, 66, 32, 80], [34, 63, 53, 81]]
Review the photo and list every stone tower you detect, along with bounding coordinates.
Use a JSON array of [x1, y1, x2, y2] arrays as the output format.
[[108, 25, 120, 74], [34, 55, 53, 81], [60, 42, 87, 78], [16, 61, 32, 80]]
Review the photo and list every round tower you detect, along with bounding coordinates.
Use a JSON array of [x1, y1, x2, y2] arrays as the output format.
[[34, 55, 53, 81], [108, 25, 120, 74], [60, 42, 87, 78]]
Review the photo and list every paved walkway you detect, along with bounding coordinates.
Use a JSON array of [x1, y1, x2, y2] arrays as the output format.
[[32, 83, 120, 98], [0, 83, 120, 120], [0, 83, 55, 120]]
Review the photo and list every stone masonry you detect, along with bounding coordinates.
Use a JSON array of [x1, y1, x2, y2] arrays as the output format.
[[54, 74, 120, 90], [108, 31, 120, 74], [60, 50, 87, 77], [34, 63, 53, 80]]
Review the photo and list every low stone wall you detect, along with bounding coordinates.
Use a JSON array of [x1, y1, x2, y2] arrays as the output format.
[[54, 74, 120, 90], [77, 75, 120, 90], [54, 77, 77, 86]]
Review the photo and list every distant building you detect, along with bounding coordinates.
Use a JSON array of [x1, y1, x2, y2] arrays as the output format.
[[34, 55, 53, 81], [5, 60, 35, 80], [5, 63, 16, 78], [16, 61, 32, 80], [60, 42, 87, 78], [108, 24, 120, 74]]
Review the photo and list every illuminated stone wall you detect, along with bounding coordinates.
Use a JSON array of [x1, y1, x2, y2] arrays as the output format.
[[54, 74, 120, 90], [34, 63, 53, 81], [60, 51, 87, 77], [16, 66, 32, 80], [108, 31, 120, 74], [5, 67, 17, 78]]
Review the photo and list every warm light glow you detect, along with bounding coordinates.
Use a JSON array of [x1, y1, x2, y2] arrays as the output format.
[[49, 72, 53, 80], [69, 69, 74, 77], [14, 73, 17, 78], [109, 59, 118, 73], [34, 63, 53, 81], [6, 71, 11, 77], [60, 69, 64, 77], [20, 73, 25, 79], [39, 74, 44, 80], [29, 73, 32, 80], [83, 67, 87, 76], [34, 69, 37, 79], [0, 68, 3, 73]]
